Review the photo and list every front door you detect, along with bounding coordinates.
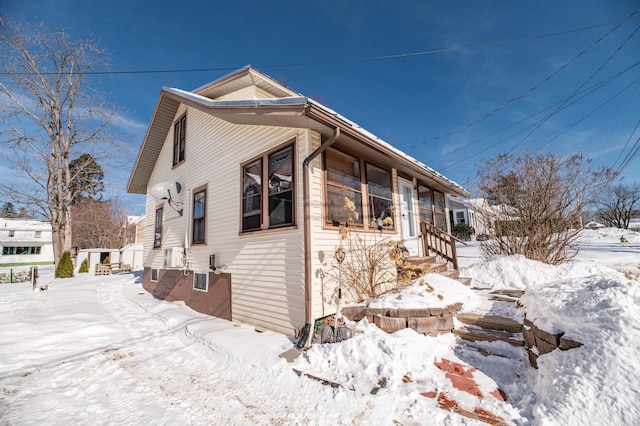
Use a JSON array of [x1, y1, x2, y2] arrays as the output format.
[[398, 178, 420, 256]]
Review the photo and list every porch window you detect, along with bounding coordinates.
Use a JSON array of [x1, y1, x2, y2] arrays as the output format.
[[192, 188, 206, 244], [325, 149, 363, 226], [434, 190, 447, 231], [242, 142, 295, 232], [418, 184, 433, 225], [151, 268, 159, 282], [172, 114, 186, 166], [366, 163, 394, 229], [153, 207, 163, 248]]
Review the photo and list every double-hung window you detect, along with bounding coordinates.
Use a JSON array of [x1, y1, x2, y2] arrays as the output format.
[[173, 115, 186, 166], [153, 207, 163, 248], [192, 188, 206, 244], [242, 142, 295, 232]]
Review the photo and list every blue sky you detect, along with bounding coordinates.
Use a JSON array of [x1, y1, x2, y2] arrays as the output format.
[[4, 1, 640, 215]]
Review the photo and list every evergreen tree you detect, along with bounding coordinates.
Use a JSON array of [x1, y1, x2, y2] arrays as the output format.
[[0, 202, 17, 218], [79, 258, 89, 273], [55, 250, 74, 278]]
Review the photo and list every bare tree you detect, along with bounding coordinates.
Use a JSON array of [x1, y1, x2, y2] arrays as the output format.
[[594, 183, 640, 229], [0, 17, 116, 264], [477, 151, 614, 265], [71, 198, 127, 250]]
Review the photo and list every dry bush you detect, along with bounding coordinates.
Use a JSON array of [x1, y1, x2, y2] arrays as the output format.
[[477, 151, 613, 265]]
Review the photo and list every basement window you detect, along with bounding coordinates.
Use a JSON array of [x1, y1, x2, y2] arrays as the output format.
[[193, 272, 208, 292]]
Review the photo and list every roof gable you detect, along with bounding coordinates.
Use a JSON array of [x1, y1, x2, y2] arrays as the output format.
[[193, 66, 298, 100]]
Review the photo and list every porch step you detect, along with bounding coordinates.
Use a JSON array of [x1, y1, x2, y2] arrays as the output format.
[[405, 255, 437, 266], [456, 313, 523, 334], [453, 327, 524, 347]]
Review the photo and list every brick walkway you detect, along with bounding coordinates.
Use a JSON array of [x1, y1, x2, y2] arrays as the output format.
[[420, 358, 508, 425]]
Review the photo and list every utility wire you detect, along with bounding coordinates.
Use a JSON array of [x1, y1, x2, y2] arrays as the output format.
[[502, 21, 640, 155], [425, 60, 640, 164], [409, 8, 640, 149], [1, 13, 638, 76]]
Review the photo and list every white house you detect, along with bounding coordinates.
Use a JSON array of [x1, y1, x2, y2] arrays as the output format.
[[0, 218, 54, 266], [127, 66, 469, 344]]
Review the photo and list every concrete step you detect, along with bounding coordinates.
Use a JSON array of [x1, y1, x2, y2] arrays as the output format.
[[457, 313, 523, 333], [453, 327, 524, 347]]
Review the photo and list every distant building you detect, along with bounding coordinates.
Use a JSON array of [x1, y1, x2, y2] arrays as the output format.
[[0, 218, 54, 266], [124, 215, 145, 245]]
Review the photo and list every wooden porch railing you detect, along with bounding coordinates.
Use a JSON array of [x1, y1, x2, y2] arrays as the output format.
[[420, 221, 467, 270]]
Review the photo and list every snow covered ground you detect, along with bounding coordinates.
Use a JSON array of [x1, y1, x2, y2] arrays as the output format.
[[1, 228, 638, 425]]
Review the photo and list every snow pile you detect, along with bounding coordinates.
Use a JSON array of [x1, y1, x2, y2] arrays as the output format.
[[522, 269, 640, 424], [1, 227, 639, 424], [366, 273, 481, 310]]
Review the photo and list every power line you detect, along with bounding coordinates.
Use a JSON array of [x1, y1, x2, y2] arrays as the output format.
[[408, 9, 640, 149], [2, 13, 639, 76]]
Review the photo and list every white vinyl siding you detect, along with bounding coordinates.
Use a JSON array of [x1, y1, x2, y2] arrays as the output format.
[[144, 105, 307, 335]]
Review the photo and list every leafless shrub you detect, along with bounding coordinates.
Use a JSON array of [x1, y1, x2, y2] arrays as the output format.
[[476, 151, 613, 265]]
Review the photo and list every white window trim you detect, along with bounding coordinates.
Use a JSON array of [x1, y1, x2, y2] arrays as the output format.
[[150, 268, 159, 282], [193, 272, 208, 292]]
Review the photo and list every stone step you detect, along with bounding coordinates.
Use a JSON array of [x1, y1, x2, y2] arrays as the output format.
[[490, 289, 525, 298], [456, 277, 472, 286], [453, 327, 524, 347], [457, 313, 523, 333]]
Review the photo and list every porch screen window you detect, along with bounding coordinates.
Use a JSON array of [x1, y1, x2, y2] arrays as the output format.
[[173, 115, 186, 166], [192, 189, 206, 244], [418, 184, 433, 225], [325, 149, 363, 226], [154, 207, 163, 248], [366, 163, 394, 228], [242, 158, 262, 231], [434, 190, 447, 231], [268, 145, 294, 227], [242, 142, 296, 232]]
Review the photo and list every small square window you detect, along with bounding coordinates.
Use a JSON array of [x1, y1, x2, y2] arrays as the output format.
[[151, 268, 159, 282], [35, 231, 42, 238], [193, 272, 208, 292], [9, 230, 15, 237]]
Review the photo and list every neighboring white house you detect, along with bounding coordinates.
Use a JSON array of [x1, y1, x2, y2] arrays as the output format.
[[447, 197, 492, 236], [126, 66, 469, 342], [124, 216, 145, 245], [0, 218, 54, 266]]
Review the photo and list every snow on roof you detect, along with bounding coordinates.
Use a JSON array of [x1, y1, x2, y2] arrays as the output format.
[[1, 218, 51, 231]]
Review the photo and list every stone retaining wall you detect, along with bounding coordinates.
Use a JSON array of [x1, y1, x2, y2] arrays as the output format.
[[341, 303, 462, 336], [0, 270, 32, 284], [523, 318, 583, 368]]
